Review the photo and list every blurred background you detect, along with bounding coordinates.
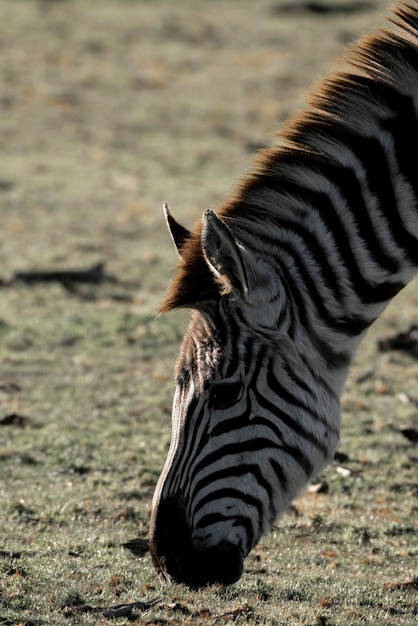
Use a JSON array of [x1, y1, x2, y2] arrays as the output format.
[[0, 0, 389, 291]]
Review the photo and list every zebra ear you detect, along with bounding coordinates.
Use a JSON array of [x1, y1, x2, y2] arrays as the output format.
[[164, 203, 191, 257], [201, 209, 249, 298]]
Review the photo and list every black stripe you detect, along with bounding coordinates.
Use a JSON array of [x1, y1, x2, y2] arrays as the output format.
[[195, 512, 255, 548], [299, 352, 337, 399], [188, 440, 311, 521], [254, 215, 345, 301], [170, 335, 262, 491], [169, 401, 209, 494], [207, 400, 254, 439], [190, 438, 287, 481], [252, 385, 325, 466], [245, 168, 403, 294], [380, 93, 418, 227], [243, 249, 351, 367], [241, 230, 337, 324], [266, 356, 330, 428], [269, 458, 288, 505], [178, 340, 263, 483], [192, 487, 264, 527], [282, 357, 316, 398], [208, 410, 284, 446], [188, 464, 276, 512], [230, 245, 352, 369], [276, 238, 371, 335], [239, 222, 374, 337], [318, 120, 418, 265], [258, 157, 396, 272], [246, 177, 405, 305]]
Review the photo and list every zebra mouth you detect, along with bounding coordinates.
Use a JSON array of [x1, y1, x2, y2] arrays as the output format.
[[149, 494, 244, 587]]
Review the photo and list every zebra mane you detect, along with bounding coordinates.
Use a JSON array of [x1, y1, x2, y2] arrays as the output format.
[[160, 1, 418, 314]]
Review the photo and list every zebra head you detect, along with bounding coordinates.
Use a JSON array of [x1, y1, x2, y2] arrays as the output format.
[[149, 206, 341, 587]]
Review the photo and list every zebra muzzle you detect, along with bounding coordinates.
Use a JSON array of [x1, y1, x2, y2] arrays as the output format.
[[149, 493, 244, 587]]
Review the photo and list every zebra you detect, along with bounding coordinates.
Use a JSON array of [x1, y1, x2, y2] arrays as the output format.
[[149, 1, 418, 587]]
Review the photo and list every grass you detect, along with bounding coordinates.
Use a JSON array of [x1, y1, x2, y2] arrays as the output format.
[[0, 0, 417, 624]]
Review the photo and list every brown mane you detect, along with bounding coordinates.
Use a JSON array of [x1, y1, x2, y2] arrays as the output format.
[[159, 1, 418, 314]]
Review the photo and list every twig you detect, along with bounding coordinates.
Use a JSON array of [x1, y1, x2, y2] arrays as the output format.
[[272, 1, 372, 16], [377, 325, 418, 358], [63, 597, 162, 618], [0, 413, 31, 427], [13, 262, 116, 291], [102, 597, 162, 618]]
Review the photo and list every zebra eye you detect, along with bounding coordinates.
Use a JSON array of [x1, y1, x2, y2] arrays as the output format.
[[208, 380, 243, 410]]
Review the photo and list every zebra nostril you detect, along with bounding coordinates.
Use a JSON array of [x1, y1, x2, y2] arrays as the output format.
[[149, 495, 244, 587]]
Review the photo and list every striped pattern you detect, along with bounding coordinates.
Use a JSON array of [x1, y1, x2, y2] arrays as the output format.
[[150, 2, 418, 587]]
